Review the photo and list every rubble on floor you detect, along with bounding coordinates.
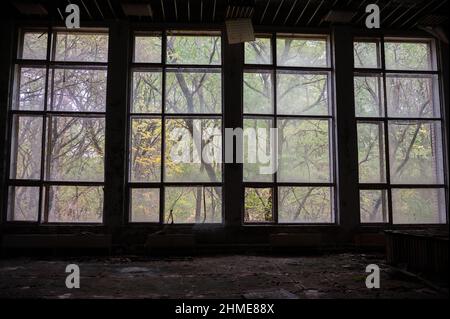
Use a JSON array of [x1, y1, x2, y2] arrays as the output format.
[[0, 254, 447, 299]]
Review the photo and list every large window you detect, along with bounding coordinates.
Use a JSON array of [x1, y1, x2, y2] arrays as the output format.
[[243, 34, 335, 224], [3, 27, 447, 230], [7, 29, 108, 223], [354, 38, 447, 224], [128, 31, 223, 224]]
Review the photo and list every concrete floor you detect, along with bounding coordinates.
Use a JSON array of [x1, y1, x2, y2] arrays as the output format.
[[0, 253, 447, 299]]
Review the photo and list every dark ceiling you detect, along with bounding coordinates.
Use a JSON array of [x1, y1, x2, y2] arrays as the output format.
[[1, 0, 448, 30]]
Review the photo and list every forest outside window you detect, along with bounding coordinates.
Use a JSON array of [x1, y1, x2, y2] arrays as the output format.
[[243, 34, 335, 224], [5, 28, 446, 229], [7, 29, 108, 223], [354, 38, 447, 224], [129, 31, 223, 224]]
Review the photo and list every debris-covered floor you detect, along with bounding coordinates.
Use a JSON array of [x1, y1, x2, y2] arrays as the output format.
[[0, 254, 447, 299]]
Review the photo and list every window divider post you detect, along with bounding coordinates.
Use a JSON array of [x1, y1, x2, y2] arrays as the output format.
[[223, 30, 244, 228], [332, 26, 360, 241], [104, 21, 130, 231], [0, 20, 15, 224]]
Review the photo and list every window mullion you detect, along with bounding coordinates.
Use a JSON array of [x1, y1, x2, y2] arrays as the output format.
[[104, 21, 130, 229], [379, 36, 394, 225], [272, 33, 278, 224], [333, 26, 360, 235], [223, 33, 244, 227], [0, 21, 15, 223], [38, 27, 52, 224], [160, 30, 167, 224]]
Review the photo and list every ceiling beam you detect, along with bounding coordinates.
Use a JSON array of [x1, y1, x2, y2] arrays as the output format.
[[295, 0, 311, 25]]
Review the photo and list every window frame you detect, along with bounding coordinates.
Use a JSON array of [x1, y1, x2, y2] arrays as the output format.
[[242, 32, 337, 225], [354, 36, 448, 226], [126, 29, 225, 225], [5, 27, 109, 225], [1, 24, 447, 232]]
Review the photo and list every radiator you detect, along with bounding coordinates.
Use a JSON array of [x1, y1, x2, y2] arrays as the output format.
[[385, 230, 448, 278]]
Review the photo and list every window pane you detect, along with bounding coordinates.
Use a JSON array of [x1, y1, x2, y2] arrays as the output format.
[[16, 67, 46, 110], [165, 186, 222, 223], [130, 118, 161, 182], [21, 32, 47, 60], [245, 37, 272, 64], [243, 71, 273, 114], [130, 188, 160, 222], [385, 41, 433, 71], [10, 116, 42, 180], [244, 188, 273, 223], [386, 75, 439, 118], [243, 118, 274, 182], [392, 188, 446, 224], [165, 70, 221, 113], [134, 36, 161, 63], [167, 35, 221, 65], [131, 71, 162, 113], [357, 122, 386, 183], [276, 36, 328, 67], [277, 71, 329, 115], [47, 116, 105, 182], [55, 32, 108, 62], [165, 118, 222, 182], [47, 186, 103, 223], [360, 190, 388, 223], [354, 41, 379, 68], [8, 186, 39, 221], [279, 187, 332, 223], [354, 75, 384, 117], [278, 119, 331, 182], [51, 68, 107, 112], [389, 121, 444, 184]]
